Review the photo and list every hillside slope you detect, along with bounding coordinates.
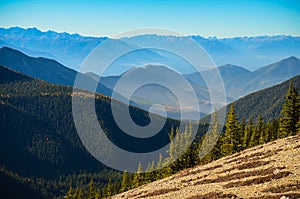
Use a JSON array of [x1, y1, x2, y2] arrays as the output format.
[[227, 56, 300, 98], [186, 56, 300, 100], [0, 47, 112, 97], [229, 74, 300, 122], [113, 134, 300, 199], [0, 65, 189, 198]]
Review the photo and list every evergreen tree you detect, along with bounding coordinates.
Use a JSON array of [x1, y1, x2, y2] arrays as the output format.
[[249, 115, 263, 147], [77, 188, 83, 199], [263, 120, 272, 143], [66, 185, 73, 199], [279, 83, 300, 137], [120, 170, 129, 193], [235, 118, 244, 152], [73, 188, 84, 199], [87, 179, 96, 199], [256, 114, 265, 145], [144, 160, 155, 183], [106, 177, 112, 197], [202, 111, 220, 161], [238, 118, 246, 150], [221, 104, 237, 156], [132, 162, 143, 188], [156, 153, 164, 179], [270, 119, 279, 141], [243, 117, 253, 148]]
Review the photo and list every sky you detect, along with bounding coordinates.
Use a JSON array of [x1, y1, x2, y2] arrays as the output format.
[[0, 0, 300, 38]]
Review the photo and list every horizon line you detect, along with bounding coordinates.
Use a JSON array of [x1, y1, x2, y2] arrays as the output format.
[[1, 26, 300, 40]]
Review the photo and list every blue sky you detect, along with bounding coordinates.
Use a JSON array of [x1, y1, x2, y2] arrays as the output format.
[[0, 0, 299, 38]]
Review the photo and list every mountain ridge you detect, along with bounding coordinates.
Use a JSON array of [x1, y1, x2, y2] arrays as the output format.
[[0, 47, 113, 97], [1, 27, 300, 71]]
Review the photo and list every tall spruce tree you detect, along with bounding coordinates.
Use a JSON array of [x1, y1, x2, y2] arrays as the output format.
[[243, 117, 253, 149], [238, 118, 246, 150], [256, 114, 265, 145], [106, 178, 112, 197], [221, 104, 237, 156], [66, 185, 73, 199], [279, 83, 300, 138], [202, 110, 220, 161], [132, 162, 143, 188], [87, 179, 96, 199], [120, 170, 129, 193]]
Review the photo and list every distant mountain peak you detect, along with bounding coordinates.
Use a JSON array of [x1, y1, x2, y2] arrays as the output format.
[[0, 46, 54, 62], [0, 46, 27, 56], [282, 56, 299, 62], [267, 56, 300, 68], [123, 64, 177, 77], [219, 64, 249, 71]]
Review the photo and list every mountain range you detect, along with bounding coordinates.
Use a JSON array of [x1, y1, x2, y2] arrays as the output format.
[[0, 27, 107, 70], [99, 55, 300, 116], [1, 27, 300, 72], [185, 56, 300, 99], [1, 47, 300, 119]]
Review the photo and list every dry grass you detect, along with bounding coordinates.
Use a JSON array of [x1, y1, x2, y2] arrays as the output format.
[[136, 188, 179, 198], [248, 193, 300, 199], [262, 182, 300, 193], [187, 192, 240, 199], [194, 166, 285, 186], [223, 171, 292, 188]]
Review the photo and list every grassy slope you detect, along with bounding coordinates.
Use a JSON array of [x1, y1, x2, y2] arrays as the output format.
[[113, 134, 300, 199]]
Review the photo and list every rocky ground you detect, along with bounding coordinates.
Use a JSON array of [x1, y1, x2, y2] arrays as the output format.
[[112, 134, 300, 199]]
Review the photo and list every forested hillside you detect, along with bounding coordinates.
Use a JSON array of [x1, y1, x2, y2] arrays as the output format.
[[65, 77, 300, 198], [0, 65, 184, 198], [227, 74, 300, 122]]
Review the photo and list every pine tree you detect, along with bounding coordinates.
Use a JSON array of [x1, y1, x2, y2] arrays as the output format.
[[263, 120, 272, 143], [77, 188, 83, 199], [73, 188, 84, 199], [235, 119, 244, 152], [238, 118, 246, 150], [279, 83, 300, 138], [256, 114, 265, 145], [120, 170, 129, 193], [249, 115, 263, 147], [132, 162, 143, 188], [156, 153, 164, 179], [221, 104, 237, 156], [106, 177, 112, 197], [144, 160, 155, 183], [202, 111, 220, 161], [167, 126, 175, 161], [88, 179, 96, 199], [270, 119, 279, 141], [66, 185, 73, 199], [243, 117, 253, 148]]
